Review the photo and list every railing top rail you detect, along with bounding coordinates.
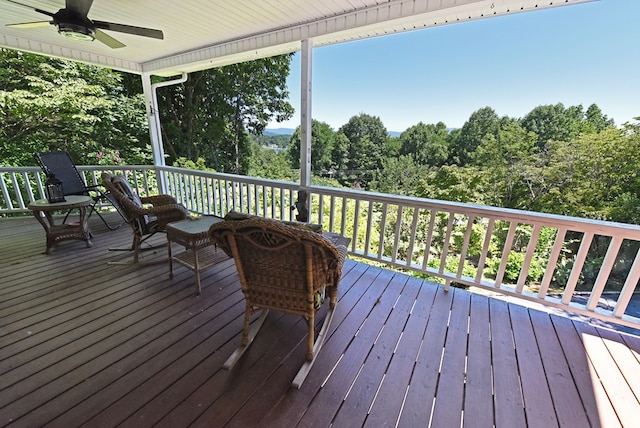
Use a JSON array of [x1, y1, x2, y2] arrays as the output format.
[[7, 164, 638, 236], [0, 165, 155, 172], [301, 183, 640, 237], [158, 165, 300, 189]]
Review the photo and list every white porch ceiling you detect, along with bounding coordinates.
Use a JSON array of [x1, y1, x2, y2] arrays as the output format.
[[1, 0, 595, 76]]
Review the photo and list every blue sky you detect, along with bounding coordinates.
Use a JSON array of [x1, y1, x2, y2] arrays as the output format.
[[269, 0, 639, 133]]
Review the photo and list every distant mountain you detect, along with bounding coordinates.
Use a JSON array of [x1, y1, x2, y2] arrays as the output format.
[[265, 128, 455, 137], [266, 128, 403, 137], [265, 128, 295, 135]]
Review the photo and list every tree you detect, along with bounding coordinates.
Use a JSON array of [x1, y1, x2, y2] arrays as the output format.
[[450, 107, 500, 166], [330, 132, 351, 179], [423, 165, 486, 204], [252, 133, 290, 150], [398, 121, 449, 167], [0, 48, 149, 166], [370, 155, 430, 196], [155, 55, 294, 174], [472, 120, 539, 209], [521, 103, 586, 148], [248, 143, 294, 180], [585, 103, 615, 133], [568, 125, 640, 221], [336, 113, 388, 186], [288, 120, 336, 173]]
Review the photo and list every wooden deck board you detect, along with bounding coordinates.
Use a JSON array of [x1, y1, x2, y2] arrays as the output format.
[[1, 214, 639, 427], [396, 283, 454, 426], [462, 292, 494, 428], [490, 297, 527, 427], [509, 303, 559, 428], [363, 276, 437, 428], [297, 268, 401, 427], [330, 274, 413, 427], [529, 309, 591, 427], [573, 321, 640, 428], [595, 327, 640, 406], [430, 288, 470, 428], [51, 278, 244, 427], [259, 261, 382, 426]]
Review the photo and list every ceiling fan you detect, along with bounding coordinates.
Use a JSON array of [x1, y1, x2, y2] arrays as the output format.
[[5, 0, 164, 49]]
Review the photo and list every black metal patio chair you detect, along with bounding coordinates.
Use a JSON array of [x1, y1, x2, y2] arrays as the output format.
[[34, 151, 125, 230]]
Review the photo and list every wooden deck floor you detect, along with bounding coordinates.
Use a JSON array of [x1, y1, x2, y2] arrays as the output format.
[[1, 213, 640, 427]]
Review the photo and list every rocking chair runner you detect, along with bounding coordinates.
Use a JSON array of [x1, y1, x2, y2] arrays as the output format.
[[34, 151, 125, 230], [101, 172, 189, 264], [209, 216, 347, 388]]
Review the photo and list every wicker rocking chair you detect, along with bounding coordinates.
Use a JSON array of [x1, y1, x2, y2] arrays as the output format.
[[101, 172, 189, 264], [209, 216, 347, 388]]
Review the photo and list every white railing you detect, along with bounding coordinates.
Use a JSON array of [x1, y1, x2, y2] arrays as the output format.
[[2, 164, 639, 330], [0, 165, 158, 213]]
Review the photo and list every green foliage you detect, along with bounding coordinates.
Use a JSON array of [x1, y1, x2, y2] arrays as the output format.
[[451, 220, 487, 260], [0, 49, 148, 166], [552, 257, 606, 291], [288, 120, 337, 173], [485, 251, 546, 284], [529, 124, 640, 221], [450, 106, 500, 166], [521, 102, 613, 148], [155, 54, 294, 174], [90, 148, 124, 166], [480, 222, 551, 285], [420, 256, 477, 286], [522, 103, 584, 148], [172, 157, 211, 171], [419, 165, 487, 204], [252, 133, 290, 149], [398, 121, 449, 167], [370, 155, 430, 196], [472, 121, 539, 209], [336, 113, 388, 186], [248, 144, 294, 180]]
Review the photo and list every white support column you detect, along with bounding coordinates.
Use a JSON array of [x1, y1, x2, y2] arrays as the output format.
[[141, 72, 187, 193], [300, 39, 313, 188], [141, 73, 165, 169]]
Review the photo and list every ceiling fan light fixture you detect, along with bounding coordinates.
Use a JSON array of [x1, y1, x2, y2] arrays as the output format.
[[57, 22, 95, 41], [8, 0, 162, 48]]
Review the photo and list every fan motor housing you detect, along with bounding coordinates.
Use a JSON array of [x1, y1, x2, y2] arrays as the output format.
[[57, 22, 96, 41]]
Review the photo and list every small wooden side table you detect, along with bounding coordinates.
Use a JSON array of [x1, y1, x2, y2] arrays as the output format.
[[28, 195, 93, 254], [166, 215, 229, 295]]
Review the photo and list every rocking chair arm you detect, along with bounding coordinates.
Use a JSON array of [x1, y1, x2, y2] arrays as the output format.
[[326, 244, 347, 287], [146, 203, 189, 228], [141, 194, 178, 206]]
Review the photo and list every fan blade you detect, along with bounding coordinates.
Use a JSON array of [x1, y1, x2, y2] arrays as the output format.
[[93, 21, 163, 40], [5, 0, 55, 18], [6, 21, 51, 29], [95, 29, 125, 49], [66, 0, 94, 17]]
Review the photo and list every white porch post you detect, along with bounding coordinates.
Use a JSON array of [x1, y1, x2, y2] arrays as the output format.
[[300, 39, 313, 188], [141, 72, 188, 193], [141, 73, 165, 168]]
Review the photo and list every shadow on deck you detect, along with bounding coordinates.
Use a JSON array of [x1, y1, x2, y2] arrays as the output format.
[[1, 213, 639, 427]]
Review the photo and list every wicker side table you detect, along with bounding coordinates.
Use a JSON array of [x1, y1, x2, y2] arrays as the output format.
[[166, 215, 229, 295], [28, 195, 93, 254]]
